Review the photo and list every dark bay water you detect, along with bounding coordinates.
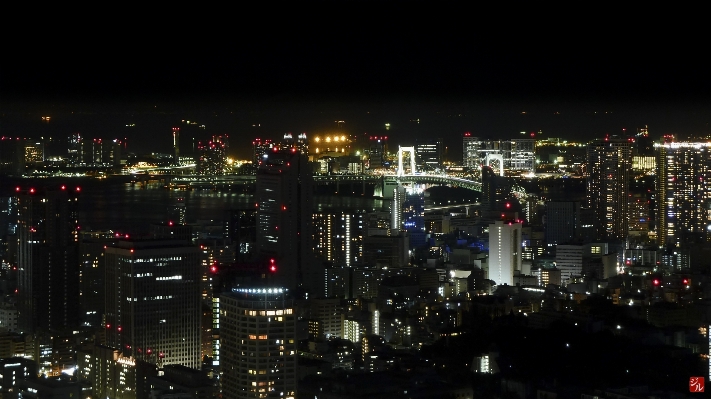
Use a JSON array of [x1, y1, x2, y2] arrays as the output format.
[[1, 176, 387, 235]]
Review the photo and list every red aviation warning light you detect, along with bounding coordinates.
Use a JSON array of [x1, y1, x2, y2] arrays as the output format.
[[270, 258, 277, 272]]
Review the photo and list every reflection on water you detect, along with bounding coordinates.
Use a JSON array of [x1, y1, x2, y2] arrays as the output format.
[[80, 181, 387, 234], [0, 177, 389, 234]]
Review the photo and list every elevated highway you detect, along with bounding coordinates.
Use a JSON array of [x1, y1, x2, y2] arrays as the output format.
[[162, 173, 482, 194]]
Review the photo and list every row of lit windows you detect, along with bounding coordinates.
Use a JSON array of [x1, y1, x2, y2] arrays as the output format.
[[244, 309, 293, 316]]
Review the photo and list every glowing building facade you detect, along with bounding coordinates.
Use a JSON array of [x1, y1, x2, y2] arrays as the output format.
[[220, 288, 296, 399], [310, 134, 351, 158], [488, 220, 522, 287], [656, 141, 711, 246], [586, 138, 631, 240], [462, 134, 535, 174]]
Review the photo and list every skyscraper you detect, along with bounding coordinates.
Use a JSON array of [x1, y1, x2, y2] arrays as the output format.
[[488, 220, 522, 287], [253, 138, 275, 168], [196, 136, 228, 176], [366, 136, 388, 169], [224, 209, 257, 263], [462, 132, 479, 168], [219, 288, 297, 399], [656, 141, 711, 246], [402, 187, 426, 249], [67, 133, 83, 166], [390, 184, 406, 230], [586, 138, 631, 240], [415, 137, 443, 171], [545, 201, 581, 245], [256, 148, 313, 292], [16, 185, 80, 333], [173, 127, 180, 166], [104, 239, 202, 370], [312, 211, 364, 268]]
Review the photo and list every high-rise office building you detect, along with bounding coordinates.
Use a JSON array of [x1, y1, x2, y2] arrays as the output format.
[[488, 220, 522, 287], [415, 138, 443, 170], [544, 201, 581, 245], [219, 288, 296, 399], [78, 230, 119, 328], [366, 136, 389, 169], [509, 138, 535, 173], [586, 138, 631, 240], [253, 138, 275, 168], [462, 136, 535, 174], [555, 244, 583, 285], [256, 148, 313, 292], [481, 165, 511, 211], [67, 133, 84, 166], [104, 240, 202, 370], [282, 133, 309, 155], [0, 137, 26, 176], [462, 133, 479, 168], [168, 198, 187, 226], [16, 185, 80, 334], [656, 141, 711, 246], [224, 209, 257, 263]]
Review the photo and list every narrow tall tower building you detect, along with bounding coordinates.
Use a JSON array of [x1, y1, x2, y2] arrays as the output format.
[[586, 138, 631, 240], [16, 185, 80, 334], [256, 148, 313, 292], [172, 127, 180, 165]]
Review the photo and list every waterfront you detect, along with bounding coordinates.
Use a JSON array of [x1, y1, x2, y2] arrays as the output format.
[[1, 176, 389, 234]]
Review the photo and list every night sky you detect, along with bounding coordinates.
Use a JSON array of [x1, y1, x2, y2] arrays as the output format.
[[3, 10, 710, 159]]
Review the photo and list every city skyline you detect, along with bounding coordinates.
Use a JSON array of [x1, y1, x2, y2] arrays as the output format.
[[2, 12, 711, 396]]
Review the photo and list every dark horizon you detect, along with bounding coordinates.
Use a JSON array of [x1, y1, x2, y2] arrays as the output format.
[[4, 15, 711, 158]]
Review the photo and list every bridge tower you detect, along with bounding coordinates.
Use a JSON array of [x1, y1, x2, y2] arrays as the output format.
[[397, 146, 416, 176], [485, 153, 505, 177]]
